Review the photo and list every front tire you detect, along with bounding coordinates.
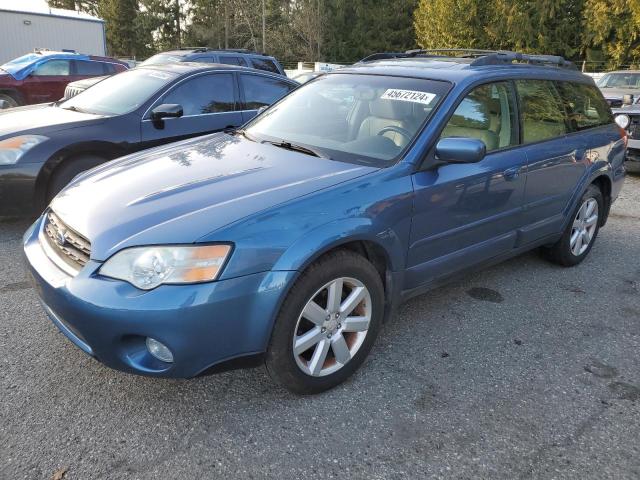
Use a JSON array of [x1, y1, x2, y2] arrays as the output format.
[[0, 92, 22, 109], [265, 250, 384, 394], [543, 184, 603, 267]]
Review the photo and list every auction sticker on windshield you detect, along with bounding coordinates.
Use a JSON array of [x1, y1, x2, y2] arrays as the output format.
[[381, 89, 436, 105]]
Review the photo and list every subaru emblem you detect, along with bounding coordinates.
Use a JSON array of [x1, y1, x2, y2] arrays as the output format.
[[56, 230, 67, 246]]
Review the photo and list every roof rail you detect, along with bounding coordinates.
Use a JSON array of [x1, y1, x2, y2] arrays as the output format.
[[470, 51, 577, 69], [405, 48, 500, 58], [361, 48, 577, 70], [176, 47, 268, 56]]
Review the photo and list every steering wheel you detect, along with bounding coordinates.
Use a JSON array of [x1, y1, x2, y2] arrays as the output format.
[[376, 125, 413, 143]]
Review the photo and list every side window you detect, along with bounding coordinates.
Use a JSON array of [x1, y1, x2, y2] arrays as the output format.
[[250, 57, 279, 74], [190, 56, 213, 63], [515, 79, 568, 143], [441, 82, 518, 153], [218, 56, 247, 66], [240, 74, 294, 110], [556, 82, 614, 131], [162, 73, 235, 116], [103, 63, 117, 74], [74, 60, 106, 76], [32, 60, 71, 76]]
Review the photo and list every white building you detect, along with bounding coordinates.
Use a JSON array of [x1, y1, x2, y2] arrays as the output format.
[[0, 0, 106, 64]]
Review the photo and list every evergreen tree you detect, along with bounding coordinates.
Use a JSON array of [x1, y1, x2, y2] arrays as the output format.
[[413, 0, 492, 50], [583, 0, 640, 67]]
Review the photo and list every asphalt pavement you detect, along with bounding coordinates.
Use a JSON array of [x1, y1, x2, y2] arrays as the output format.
[[1, 175, 639, 480]]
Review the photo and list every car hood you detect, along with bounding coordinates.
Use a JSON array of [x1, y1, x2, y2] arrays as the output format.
[[599, 87, 640, 100], [51, 133, 379, 261], [0, 104, 104, 138]]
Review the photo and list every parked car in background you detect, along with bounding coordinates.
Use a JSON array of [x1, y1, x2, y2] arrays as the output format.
[[0, 50, 128, 108], [24, 50, 626, 394], [597, 71, 640, 107], [290, 71, 324, 84], [612, 105, 640, 172], [141, 48, 286, 76], [0, 62, 298, 216], [63, 75, 107, 100]]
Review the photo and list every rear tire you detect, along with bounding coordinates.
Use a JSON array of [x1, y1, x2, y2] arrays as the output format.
[[47, 155, 107, 202], [543, 184, 603, 267], [265, 250, 384, 394]]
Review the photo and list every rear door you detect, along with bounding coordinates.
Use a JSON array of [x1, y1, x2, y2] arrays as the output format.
[[238, 73, 297, 122], [516, 79, 588, 243], [23, 59, 72, 103], [140, 72, 243, 145]]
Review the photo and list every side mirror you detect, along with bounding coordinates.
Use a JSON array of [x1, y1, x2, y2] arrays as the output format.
[[623, 94, 634, 106], [256, 105, 268, 115], [435, 137, 486, 164], [151, 103, 183, 121]]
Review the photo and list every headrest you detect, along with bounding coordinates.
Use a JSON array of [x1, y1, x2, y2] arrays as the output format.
[[369, 97, 413, 119], [448, 98, 490, 129]]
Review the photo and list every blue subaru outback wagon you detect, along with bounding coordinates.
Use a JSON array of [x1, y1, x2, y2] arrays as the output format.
[[24, 50, 626, 394]]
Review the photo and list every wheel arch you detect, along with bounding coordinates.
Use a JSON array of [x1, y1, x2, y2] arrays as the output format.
[[590, 174, 612, 226], [271, 219, 407, 322], [33, 141, 128, 208]]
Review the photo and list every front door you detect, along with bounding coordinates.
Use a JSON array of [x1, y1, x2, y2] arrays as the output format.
[[407, 81, 526, 290], [23, 59, 72, 103], [141, 72, 243, 146]]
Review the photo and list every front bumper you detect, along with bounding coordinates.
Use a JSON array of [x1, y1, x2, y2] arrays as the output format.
[[626, 139, 640, 172], [0, 163, 42, 216], [23, 216, 296, 378]]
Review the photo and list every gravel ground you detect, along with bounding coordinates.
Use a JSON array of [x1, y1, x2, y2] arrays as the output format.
[[1, 175, 639, 480]]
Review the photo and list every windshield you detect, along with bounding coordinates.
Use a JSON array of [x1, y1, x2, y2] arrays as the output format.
[[58, 68, 178, 116], [597, 73, 640, 89], [245, 73, 450, 164], [140, 53, 185, 67]]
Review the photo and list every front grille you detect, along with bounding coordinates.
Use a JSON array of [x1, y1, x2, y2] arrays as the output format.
[[42, 211, 91, 273], [629, 116, 640, 138], [64, 85, 84, 99], [607, 99, 623, 108]]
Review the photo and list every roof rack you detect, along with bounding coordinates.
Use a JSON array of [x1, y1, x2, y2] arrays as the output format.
[[176, 47, 268, 56], [470, 51, 577, 69], [361, 48, 577, 70]]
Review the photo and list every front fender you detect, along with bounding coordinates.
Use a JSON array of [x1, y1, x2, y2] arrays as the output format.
[[271, 217, 408, 273]]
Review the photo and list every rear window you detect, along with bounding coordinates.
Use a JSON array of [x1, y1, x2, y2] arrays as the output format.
[[74, 60, 105, 76], [250, 57, 280, 74], [515, 79, 568, 143], [218, 56, 247, 66], [556, 82, 613, 131]]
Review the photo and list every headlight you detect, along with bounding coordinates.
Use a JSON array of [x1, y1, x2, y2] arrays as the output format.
[[615, 114, 630, 130], [0, 135, 48, 165], [99, 244, 232, 290]]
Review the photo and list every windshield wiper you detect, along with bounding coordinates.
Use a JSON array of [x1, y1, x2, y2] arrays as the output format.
[[61, 105, 87, 113], [264, 139, 326, 158]]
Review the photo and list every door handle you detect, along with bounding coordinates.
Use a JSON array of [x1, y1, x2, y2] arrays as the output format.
[[503, 167, 520, 181]]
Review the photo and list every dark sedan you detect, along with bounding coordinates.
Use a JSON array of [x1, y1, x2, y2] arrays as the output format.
[[0, 62, 298, 216]]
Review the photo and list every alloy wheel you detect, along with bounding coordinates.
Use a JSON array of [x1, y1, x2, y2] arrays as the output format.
[[570, 197, 599, 257], [292, 277, 372, 377]]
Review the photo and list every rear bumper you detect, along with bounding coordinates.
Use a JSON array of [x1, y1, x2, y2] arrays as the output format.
[[0, 163, 41, 216], [23, 216, 296, 378]]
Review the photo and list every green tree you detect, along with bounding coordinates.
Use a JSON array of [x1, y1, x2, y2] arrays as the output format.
[[414, 0, 492, 50], [98, 0, 143, 57], [583, 0, 640, 67], [487, 0, 584, 58], [324, 0, 417, 62]]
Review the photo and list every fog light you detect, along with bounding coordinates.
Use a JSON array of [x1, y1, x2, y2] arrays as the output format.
[[145, 337, 174, 363]]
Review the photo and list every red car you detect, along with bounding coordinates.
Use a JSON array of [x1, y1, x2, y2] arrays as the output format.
[[0, 51, 128, 108]]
